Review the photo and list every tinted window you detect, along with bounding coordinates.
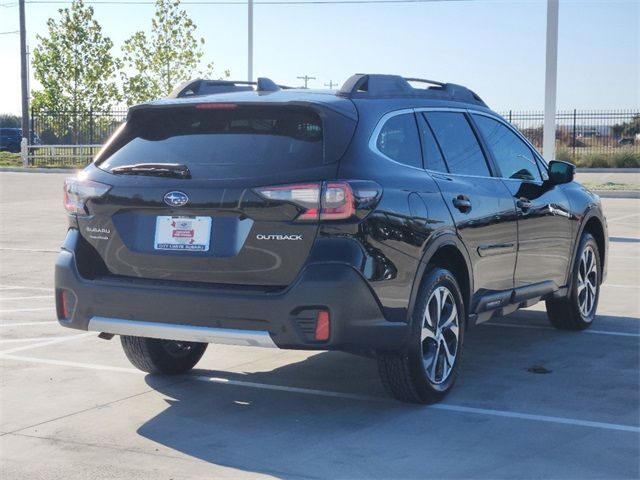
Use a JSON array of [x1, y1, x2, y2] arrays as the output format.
[[376, 113, 422, 168], [96, 106, 324, 178], [473, 114, 542, 182], [417, 114, 448, 172], [425, 112, 491, 177]]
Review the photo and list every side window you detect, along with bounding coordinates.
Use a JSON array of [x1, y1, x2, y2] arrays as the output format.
[[417, 114, 448, 173], [376, 113, 422, 168], [424, 112, 491, 177], [473, 114, 542, 182]]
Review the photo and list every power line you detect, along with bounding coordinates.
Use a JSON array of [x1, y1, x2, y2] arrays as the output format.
[[0, 30, 20, 34], [12, 0, 480, 5], [297, 75, 316, 88]]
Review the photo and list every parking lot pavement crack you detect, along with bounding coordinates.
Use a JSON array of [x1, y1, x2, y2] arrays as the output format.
[[2, 379, 190, 437]]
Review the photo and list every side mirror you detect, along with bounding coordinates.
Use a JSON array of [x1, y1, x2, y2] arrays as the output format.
[[548, 160, 575, 185]]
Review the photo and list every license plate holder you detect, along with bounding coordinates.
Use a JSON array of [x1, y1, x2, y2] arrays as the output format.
[[154, 216, 212, 251]]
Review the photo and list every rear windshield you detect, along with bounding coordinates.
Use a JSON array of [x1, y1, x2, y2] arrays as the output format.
[[96, 106, 324, 178]]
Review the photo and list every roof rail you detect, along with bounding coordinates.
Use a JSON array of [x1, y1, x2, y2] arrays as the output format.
[[337, 74, 486, 107], [168, 77, 289, 98]]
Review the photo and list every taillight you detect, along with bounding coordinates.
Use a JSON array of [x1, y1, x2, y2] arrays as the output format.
[[320, 182, 354, 220], [64, 176, 111, 214], [256, 183, 321, 221], [255, 181, 381, 222]]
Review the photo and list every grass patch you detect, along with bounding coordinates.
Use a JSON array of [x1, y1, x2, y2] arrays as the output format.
[[0, 152, 22, 167], [582, 182, 640, 191], [557, 148, 640, 168]]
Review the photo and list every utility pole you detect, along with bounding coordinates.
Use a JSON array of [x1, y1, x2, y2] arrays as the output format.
[[543, 0, 559, 161], [247, 0, 253, 82], [19, 0, 29, 143], [297, 75, 316, 89], [324, 80, 338, 89]]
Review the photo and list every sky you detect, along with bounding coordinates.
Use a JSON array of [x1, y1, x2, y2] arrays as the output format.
[[0, 0, 638, 115]]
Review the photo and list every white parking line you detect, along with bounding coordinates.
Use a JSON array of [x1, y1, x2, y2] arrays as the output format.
[[0, 307, 52, 313], [0, 332, 95, 355], [0, 285, 51, 291], [0, 321, 58, 327], [0, 353, 637, 434], [0, 247, 58, 253], [603, 284, 640, 289], [484, 322, 640, 337], [0, 295, 52, 301], [607, 212, 640, 222], [0, 335, 80, 344]]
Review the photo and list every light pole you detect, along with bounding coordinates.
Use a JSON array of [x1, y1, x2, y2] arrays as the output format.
[[19, 0, 29, 143], [543, 0, 559, 161], [248, 0, 253, 82]]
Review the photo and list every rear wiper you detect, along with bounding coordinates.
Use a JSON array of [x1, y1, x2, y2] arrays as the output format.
[[111, 163, 191, 179]]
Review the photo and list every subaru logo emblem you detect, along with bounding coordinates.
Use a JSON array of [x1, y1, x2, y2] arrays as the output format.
[[164, 191, 189, 207]]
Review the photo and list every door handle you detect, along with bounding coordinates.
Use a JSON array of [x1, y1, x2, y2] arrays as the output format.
[[517, 197, 533, 210], [452, 195, 472, 213]]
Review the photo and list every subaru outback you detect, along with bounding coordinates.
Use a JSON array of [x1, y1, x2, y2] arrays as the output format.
[[55, 74, 608, 403]]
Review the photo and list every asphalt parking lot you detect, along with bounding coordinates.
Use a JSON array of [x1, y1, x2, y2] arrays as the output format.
[[0, 171, 638, 480]]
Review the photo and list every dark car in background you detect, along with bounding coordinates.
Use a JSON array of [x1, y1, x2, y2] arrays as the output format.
[[55, 74, 608, 403], [0, 128, 41, 152]]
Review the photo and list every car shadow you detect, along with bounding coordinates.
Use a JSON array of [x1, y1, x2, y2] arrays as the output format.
[[136, 310, 639, 479]]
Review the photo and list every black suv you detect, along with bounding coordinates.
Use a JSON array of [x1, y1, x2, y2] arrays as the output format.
[[56, 74, 608, 403]]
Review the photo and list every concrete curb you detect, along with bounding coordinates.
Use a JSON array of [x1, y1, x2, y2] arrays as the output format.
[[593, 190, 640, 199], [576, 168, 640, 173], [0, 167, 79, 174]]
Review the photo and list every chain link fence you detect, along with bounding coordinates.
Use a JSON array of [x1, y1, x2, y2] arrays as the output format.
[[23, 108, 639, 168]]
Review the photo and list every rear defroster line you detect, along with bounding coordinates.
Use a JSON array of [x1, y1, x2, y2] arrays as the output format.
[[0, 352, 638, 434]]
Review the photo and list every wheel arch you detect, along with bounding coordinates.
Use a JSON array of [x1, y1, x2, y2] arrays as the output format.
[[408, 232, 474, 326], [568, 208, 608, 288]]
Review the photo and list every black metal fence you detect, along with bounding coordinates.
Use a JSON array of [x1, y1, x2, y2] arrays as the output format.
[[497, 110, 639, 162], [31, 108, 128, 145], [29, 108, 639, 166]]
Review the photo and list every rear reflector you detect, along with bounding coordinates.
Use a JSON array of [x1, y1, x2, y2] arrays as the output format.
[[56, 289, 75, 320], [315, 310, 330, 341]]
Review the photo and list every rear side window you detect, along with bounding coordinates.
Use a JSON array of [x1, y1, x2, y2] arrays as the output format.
[[375, 113, 422, 168], [424, 112, 491, 177], [96, 106, 325, 178], [417, 114, 448, 173], [472, 114, 542, 182]]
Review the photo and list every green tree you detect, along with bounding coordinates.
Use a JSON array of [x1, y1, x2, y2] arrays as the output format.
[[120, 0, 228, 105], [32, 0, 120, 113], [0, 114, 21, 128]]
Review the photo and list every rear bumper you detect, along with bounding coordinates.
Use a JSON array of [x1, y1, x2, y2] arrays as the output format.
[[55, 230, 410, 352]]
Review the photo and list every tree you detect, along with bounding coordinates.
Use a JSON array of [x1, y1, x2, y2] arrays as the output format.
[[120, 0, 228, 105], [31, 0, 120, 143], [612, 114, 640, 139], [0, 114, 21, 128], [32, 0, 120, 113]]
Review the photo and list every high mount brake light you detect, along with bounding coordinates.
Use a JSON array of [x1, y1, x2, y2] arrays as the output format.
[[64, 177, 111, 214], [195, 103, 238, 110], [255, 181, 379, 222]]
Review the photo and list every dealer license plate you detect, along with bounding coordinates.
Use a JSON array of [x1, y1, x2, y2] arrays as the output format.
[[154, 216, 212, 251]]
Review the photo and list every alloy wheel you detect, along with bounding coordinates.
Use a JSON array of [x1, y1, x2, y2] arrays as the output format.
[[577, 245, 598, 318], [421, 286, 460, 384]]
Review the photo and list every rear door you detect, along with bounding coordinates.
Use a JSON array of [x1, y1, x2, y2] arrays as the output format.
[[419, 110, 518, 294], [471, 113, 573, 288], [80, 103, 356, 287]]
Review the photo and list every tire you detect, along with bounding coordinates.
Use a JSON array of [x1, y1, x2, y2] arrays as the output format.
[[546, 232, 600, 330], [377, 267, 465, 403], [120, 336, 207, 374]]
